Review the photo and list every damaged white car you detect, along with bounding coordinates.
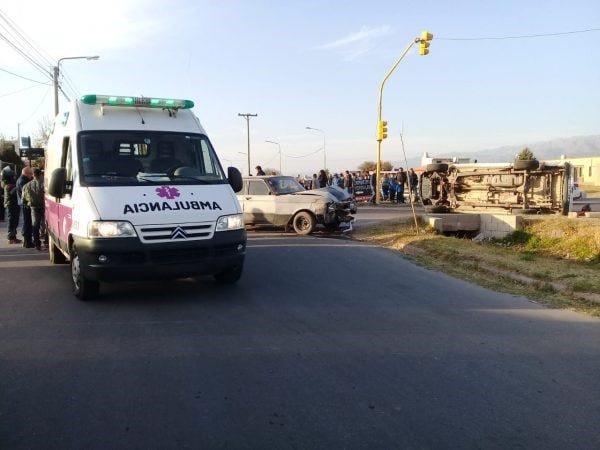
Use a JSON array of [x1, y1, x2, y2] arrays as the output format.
[[237, 176, 356, 234]]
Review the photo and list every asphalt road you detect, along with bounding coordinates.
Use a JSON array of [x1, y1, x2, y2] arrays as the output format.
[[1, 220, 599, 449]]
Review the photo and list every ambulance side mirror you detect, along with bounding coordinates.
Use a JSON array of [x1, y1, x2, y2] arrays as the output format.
[[227, 167, 243, 193], [48, 168, 67, 198]]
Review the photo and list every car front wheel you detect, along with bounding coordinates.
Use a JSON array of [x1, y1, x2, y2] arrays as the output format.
[[292, 211, 315, 235]]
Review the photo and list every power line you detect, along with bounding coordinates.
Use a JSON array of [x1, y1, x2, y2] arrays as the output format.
[[282, 147, 323, 159], [0, 10, 54, 67], [0, 11, 82, 103], [0, 66, 47, 84], [0, 82, 48, 99], [19, 86, 51, 124], [438, 27, 600, 41], [0, 29, 51, 79]]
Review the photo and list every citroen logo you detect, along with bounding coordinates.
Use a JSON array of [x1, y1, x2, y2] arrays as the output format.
[[170, 226, 187, 240]]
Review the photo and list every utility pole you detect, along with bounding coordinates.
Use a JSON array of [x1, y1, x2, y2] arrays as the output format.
[[53, 55, 100, 116], [53, 66, 60, 116], [238, 113, 257, 175]]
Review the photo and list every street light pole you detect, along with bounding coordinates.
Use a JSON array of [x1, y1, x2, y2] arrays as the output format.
[[238, 113, 257, 176], [306, 127, 325, 171], [265, 140, 282, 174], [53, 55, 100, 116]]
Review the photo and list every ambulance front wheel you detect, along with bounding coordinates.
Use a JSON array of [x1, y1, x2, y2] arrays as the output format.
[[71, 246, 99, 300], [214, 263, 244, 284]]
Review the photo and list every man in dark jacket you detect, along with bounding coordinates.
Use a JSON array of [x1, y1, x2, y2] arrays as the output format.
[[16, 167, 34, 247], [22, 168, 46, 250], [3, 169, 21, 244]]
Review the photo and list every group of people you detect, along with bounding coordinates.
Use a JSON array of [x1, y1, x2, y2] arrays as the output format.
[[1, 165, 47, 250], [374, 168, 419, 204], [256, 164, 420, 204], [300, 170, 356, 192]]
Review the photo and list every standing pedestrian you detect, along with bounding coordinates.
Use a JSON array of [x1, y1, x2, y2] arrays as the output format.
[[311, 173, 318, 189], [408, 168, 419, 202], [331, 173, 340, 188], [396, 168, 407, 204], [344, 170, 353, 197], [16, 167, 34, 248], [317, 170, 328, 188], [255, 165, 266, 176], [388, 175, 397, 203], [3, 169, 21, 244], [381, 174, 390, 201], [369, 171, 377, 204], [22, 168, 46, 250]]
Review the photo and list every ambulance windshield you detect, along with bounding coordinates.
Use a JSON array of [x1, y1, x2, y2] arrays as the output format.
[[78, 132, 227, 186]]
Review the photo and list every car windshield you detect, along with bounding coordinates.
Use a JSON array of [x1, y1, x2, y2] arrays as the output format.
[[78, 131, 227, 186], [266, 176, 306, 195]]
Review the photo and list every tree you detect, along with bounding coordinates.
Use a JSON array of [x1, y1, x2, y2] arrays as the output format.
[[516, 147, 536, 161], [358, 160, 393, 172], [33, 115, 53, 148]]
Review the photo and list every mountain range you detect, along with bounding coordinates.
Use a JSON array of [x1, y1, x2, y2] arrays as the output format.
[[406, 135, 600, 168]]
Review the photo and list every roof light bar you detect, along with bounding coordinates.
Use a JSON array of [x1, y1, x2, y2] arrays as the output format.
[[80, 94, 194, 109]]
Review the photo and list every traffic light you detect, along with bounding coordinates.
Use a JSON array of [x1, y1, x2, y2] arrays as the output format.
[[377, 120, 388, 141], [419, 31, 433, 55]]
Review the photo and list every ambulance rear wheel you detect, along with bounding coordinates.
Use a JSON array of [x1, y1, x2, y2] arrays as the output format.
[[71, 246, 99, 300]]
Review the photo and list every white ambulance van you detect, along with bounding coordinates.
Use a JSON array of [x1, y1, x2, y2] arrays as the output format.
[[45, 94, 246, 300]]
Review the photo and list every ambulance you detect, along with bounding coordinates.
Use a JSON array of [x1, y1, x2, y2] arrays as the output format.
[[45, 94, 246, 300]]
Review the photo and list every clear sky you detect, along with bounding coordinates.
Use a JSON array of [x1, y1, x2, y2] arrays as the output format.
[[1, 0, 599, 175]]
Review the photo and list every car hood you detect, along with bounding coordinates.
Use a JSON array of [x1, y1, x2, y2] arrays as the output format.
[[292, 189, 338, 202]]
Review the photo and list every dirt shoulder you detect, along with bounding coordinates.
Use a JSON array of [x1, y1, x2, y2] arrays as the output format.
[[350, 216, 600, 317]]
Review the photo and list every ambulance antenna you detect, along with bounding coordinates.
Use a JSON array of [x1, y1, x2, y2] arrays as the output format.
[[135, 107, 145, 124]]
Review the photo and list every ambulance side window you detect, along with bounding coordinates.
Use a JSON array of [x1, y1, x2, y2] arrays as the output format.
[[200, 140, 218, 175], [60, 137, 73, 193]]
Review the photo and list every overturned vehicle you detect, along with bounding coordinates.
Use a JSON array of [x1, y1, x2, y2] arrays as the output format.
[[419, 160, 572, 214], [237, 176, 356, 234]]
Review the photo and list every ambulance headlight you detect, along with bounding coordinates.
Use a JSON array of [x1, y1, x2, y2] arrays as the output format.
[[88, 221, 136, 238], [216, 214, 244, 232]]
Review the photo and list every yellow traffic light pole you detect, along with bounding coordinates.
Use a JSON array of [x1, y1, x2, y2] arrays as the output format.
[[375, 31, 433, 204]]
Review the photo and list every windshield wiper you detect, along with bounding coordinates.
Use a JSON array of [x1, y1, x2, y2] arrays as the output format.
[[168, 174, 211, 183], [135, 176, 165, 184], [85, 173, 135, 179]]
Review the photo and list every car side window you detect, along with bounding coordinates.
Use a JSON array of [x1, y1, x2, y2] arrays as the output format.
[[248, 180, 269, 195]]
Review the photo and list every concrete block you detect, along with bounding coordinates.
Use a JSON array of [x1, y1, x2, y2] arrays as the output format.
[[428, 217, 442, 232]]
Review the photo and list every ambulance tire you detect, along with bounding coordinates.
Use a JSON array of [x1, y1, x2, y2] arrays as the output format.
[[49, 235, 67, 264], [71, 246, 99, 300], [214, 263, 244, 284]]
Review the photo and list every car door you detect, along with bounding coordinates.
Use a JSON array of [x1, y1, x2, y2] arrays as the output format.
[[244, 179, 278, 225]]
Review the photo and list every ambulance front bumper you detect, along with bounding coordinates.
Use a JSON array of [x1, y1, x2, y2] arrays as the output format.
[[72, 230, 246, 282]]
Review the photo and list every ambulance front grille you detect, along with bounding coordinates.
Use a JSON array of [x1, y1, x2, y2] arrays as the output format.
[[136, 223, 214, 243]]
